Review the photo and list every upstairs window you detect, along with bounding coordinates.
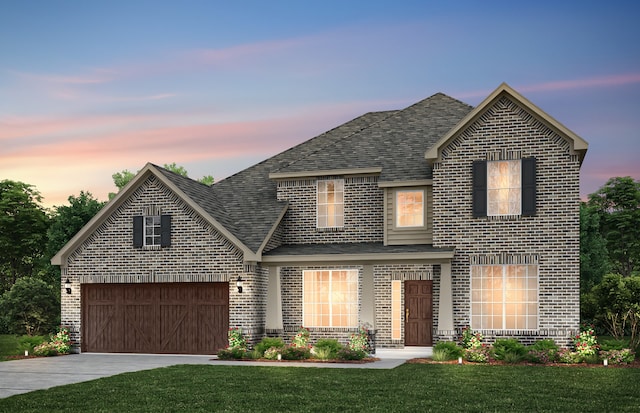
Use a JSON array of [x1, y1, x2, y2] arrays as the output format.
[[396, 190, 424, 227], [317, 179, 344, 228], [473, 158, 536, 217], [133, 215, 171, 248]]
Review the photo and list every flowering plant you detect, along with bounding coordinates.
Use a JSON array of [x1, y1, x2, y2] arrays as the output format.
[[32, 326, 71, 356], [228, 327, 247, 350], [348, 325, 370, 353], [460, 326, 483, 350], [465, 346, 489, 363], [599, 349, 635, 365], [291, 326, 310, 348], [573, 324, 598, 357]]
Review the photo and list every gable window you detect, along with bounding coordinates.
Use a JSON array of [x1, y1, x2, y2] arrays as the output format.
[[133, 215, 171, 248], [473, 158, 536, 217], [396, 190, 424, 227], [470, 264, 538, 330], [317, 179, 344, 228], [303, 269, 358, 328]]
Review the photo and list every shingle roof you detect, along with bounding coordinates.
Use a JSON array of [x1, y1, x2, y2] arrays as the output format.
[[157, 93, 473, 254]]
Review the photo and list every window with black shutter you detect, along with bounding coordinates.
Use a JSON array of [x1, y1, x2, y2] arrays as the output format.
[[133, 215, 172, 248]]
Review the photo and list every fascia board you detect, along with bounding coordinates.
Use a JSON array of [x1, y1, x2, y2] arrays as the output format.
[[261, 250, 455, 266], [269, 167, 382, 180]]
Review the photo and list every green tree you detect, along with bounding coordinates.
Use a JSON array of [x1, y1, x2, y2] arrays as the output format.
[[0, 180, 49, 293], [0, 277, 59, 335], [44, 192, 106, 283], [579, 203, 610, 292], [109, 164, 214, 199], [587, 176, 640, 277]]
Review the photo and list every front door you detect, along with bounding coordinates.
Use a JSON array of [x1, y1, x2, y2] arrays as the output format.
[[404, 280, 433, 346]]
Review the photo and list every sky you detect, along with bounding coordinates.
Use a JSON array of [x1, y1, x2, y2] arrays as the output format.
[[1, 1, 639, 208]]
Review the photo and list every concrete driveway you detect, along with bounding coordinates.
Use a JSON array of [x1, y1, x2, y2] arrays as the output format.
[[0, 348, 430, 399], [0, 353, 213, 399]]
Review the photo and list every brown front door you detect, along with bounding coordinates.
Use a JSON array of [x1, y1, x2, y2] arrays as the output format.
[[82, 282, 229, 354], [404, 280, 433, 346]]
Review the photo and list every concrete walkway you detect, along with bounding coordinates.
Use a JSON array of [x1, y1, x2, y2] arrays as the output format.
[[0, 348, 431, 399]]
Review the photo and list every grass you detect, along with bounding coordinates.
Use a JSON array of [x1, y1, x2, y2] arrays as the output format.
[[1, 363, 639, 412]]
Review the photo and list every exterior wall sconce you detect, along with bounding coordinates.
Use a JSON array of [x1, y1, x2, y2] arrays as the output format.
[[65, 278, 72, 295], [236, 276, 244, 293]]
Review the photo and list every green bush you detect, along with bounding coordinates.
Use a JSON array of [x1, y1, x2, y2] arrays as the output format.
[[217, 347, 246, 360], [281, 346, 311, 360], [255, 337, 285, 356], [599, 338, 629, 351], [433, 341, 463, 360], [492, 339, 527, 361], [337, 348, 367, 360], [599, 349, 635, 364], [263, 347, 282, 360], [313, 338, 342, 360], [18, 335, 46, 354], [0, 277, 59, 336], [526, 339, 559, 364]]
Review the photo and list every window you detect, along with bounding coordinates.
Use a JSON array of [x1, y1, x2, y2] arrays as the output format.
[[396, 190, 424, 227], [391, 280, 402, 340], [133, 215, 171, 248], [472, 158, 536, 217], [317, 179, 344, 228], [470, 265, 538, 330], [303, 269, 358, 327], [488, 160, 521, 216]]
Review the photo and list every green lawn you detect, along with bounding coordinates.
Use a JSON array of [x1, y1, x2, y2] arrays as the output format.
[[1, 363, 639, 412]]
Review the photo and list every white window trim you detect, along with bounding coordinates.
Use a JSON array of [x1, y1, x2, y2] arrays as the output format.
[[470, 264, 539, 331], [302, 269, 358, 328], [487, 160, 521, 217], [316, 179, 344, 229], [394, 188, 426, 229]]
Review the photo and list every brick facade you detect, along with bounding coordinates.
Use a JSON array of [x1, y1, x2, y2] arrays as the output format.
[[432, 96, 581, 345]]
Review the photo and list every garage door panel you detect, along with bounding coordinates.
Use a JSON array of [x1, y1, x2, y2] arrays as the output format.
[[83, 283, 228, 354]]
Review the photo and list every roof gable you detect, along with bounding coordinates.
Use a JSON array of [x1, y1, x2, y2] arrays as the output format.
[[425, 83, 588, 164], [52, 163, 255, 266]]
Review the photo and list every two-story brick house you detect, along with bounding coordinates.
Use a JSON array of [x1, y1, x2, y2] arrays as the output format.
[[53, 83, 588, 354]]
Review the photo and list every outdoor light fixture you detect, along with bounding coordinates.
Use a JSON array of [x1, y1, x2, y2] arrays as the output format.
[[458, 356, 463, 365], [236, 276, 244, 293], [65, 278, 72, 295]]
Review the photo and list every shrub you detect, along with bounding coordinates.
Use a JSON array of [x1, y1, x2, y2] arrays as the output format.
[[17, 335, 46, 354], [526, 339, 559, 363], [348, 326, 371, 353], [431, 348, 451, 362], [281, 346, 311, 360], [313, 338, 342, 360], [558, 349, 582, 364], [337, 348, 367, 360], [460, 327, 483, 349], [255, 337, 285, 356], [0, 277, 59, 336], [291, 327, 310, 348], [217, 347, 246, 360], [33, 341, 58, 357], [599, 349, 635, 365], [492, 338, 527, 361], [464, 347, 489, 363], [573, 324, 599, 357], [227, 327, 247, 350], [599, 338, 629, 351], [433, 341, 463, 360], [263, 347, 282, 360]]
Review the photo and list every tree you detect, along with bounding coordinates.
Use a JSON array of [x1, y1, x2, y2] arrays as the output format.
[[0, 180, 49, 293], [109, 164, 214, 199], [44, 192, 106, 283], [0, 277, 59, 335], [579, 203, 610, 292], [587, 177, 640, 277]]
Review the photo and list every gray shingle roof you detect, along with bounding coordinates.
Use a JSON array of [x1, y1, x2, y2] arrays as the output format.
[[155, 93, 473, 254]]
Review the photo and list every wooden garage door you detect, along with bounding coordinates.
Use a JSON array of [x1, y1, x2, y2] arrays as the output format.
[[82, 283, 228, 354]]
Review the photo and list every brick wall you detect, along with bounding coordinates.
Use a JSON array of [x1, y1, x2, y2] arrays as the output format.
[[432, 95, 581, 346], [276, 176, 384, 244], [61, 175, 256, 349]]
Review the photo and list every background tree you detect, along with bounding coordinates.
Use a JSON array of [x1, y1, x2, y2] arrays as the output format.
[[44, 191, 106, 284], [0, 277, 59, 335], [587, 176, 640, 277], [109, 163, 214, 199], [0, 180, 49, 294], [580, 203, 610, 292]]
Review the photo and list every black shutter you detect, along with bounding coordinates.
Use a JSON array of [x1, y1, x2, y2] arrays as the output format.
[[472, 160, 487, 217], [161, 215, 172, 247], [133, 216, 143, 247], [521, 157, 537, 216]]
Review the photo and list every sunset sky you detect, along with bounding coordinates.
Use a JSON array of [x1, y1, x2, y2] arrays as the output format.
[[1, 1, 639, 208]]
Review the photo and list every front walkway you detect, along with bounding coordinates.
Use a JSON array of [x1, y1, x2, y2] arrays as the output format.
[[0, 348, 431, 399]]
